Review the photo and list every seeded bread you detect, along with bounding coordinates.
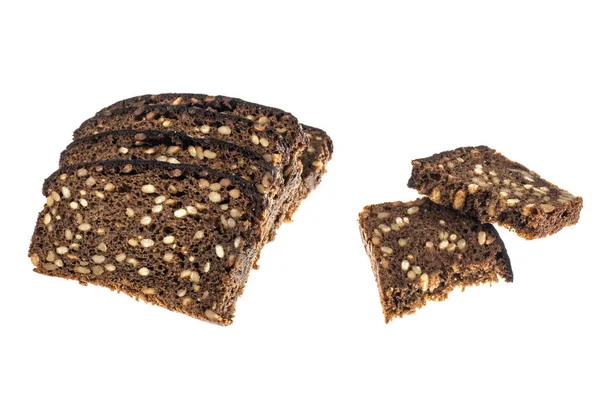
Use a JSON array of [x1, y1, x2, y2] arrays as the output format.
[[359, 198, 512, 322], [29, 160, 270, 325], [408, 146, 583, 239], [95, 94, 333, 219], [74, 105, 292, 170], [60, 129, 301, 247], [60, 130, 282, 200], [97, 93, 308, 158], [73, 105, 305, 235]]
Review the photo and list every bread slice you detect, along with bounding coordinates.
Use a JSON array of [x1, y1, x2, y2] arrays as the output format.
[[74, 105, 292, 170], [29, 160, 271, 325], [61, 130, 283, 200], [96, 93, 308, 159], [408, 146, 583, 239], [358, 198, 512, 322], [60, 129, 300, 247], [94, 94, 333, 218]]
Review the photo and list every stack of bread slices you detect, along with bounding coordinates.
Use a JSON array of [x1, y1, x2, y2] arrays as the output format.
[[29, 94, 333, 325]]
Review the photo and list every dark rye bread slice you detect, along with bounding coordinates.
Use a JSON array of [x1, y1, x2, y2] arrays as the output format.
[[97, 93, 308, 162], [408, 146, 583, 239], [28, 160, 270, 325], [60, 130, 300, 247], [96, 94, 333, 219], [74, 105, 291, 170], [60, 130, 283, 201], [359, 198, 512, 322]]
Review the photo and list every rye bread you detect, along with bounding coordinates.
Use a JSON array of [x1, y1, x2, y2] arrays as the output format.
[[60, 130, 283, 201], [96, 93, 308, 158], [359, 198, 512, 322], [60, 129, 300, 245], [29, 160, 271, 325], [74, 105, 304, 234], [408, 146, 583, 239], [74, 105, 292, 171], [94, 94, 333, 218]]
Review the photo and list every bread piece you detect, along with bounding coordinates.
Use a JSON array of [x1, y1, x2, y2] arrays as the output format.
[[95, 94, 333, 219], [359, 198, 512, 322], [97, 93, 308, 157], [29, 160, 270, 325], [60, 129, 300, 248], [61, 130, 282, 199], [74, 105, 291, 170], [408, 146, 583, 239]]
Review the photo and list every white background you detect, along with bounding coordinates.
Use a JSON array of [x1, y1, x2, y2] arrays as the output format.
[[1, 1, 598, 399]]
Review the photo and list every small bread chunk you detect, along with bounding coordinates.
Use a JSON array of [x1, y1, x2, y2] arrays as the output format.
[[359, 198, 512, 322], [29, 160, 270, 325], [408, 146, 583, 239]]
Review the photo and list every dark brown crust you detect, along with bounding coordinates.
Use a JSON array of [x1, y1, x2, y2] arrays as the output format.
[[30, 160, 271, 325], [299, 125, 333, 182], [491, 224, 513, 282], [358, 198, 512, 323], [408, 146, 583, 239], [283, 124, 334, 218]]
